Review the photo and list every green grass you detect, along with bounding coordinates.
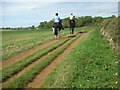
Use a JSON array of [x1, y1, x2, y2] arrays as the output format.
[[2, 26, 94, 61], [2, 37, 54, 60], [2, 29, 51, 47], [2, 38, 70, 82], [2, 29, 69, 60], [3, 34, 81, 88], [75, 26, 98, 32], [2, 29, 52, 60], [41, 28, 118, 88]]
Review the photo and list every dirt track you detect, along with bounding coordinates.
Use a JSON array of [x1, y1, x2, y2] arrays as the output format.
[[2, 36, 74, 87], [2, 39, 58, 68], [2, 31, 91, 88], [26, 32, 90, 88]]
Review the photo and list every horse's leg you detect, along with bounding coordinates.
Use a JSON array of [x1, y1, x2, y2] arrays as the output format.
[[72, 28, 74, 34], [58, 27, 61, 38], [55, 29, 58, 39], [69, 27, 72, 34]]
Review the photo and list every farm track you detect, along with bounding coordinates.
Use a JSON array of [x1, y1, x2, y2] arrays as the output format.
[[2, 31, 91, 88], [2, 35, 54, 61], [2, 38, 58, 68], [25, 31, 90, 88], [2, 36, 74, 87], [2, 31, 76, 69]]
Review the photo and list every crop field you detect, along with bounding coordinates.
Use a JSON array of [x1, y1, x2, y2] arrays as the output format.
[[1, 26, 118, 89]]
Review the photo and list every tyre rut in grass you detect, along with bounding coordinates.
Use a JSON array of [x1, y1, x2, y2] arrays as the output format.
[[2, 34, 54, 61], [2, 38, 70, 82], [3, 31, 70, 68], [2, 37, 72, 87], [3, 33, 82, 88], [2, 38, 57, 69], [27, 33, 88, 88]]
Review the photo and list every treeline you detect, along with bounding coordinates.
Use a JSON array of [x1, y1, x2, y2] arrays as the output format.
[[1, 26, 37, 30], [38, 15, 116, 29], [1, 15, 116, 30]]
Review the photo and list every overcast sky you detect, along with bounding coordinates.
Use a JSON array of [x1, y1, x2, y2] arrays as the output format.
[[0, 0, 119, 28]]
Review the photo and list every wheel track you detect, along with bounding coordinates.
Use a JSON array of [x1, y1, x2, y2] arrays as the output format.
[[2, 31, 91, 88], [2, 32, 79, 69], [2, 38, 57, 69], [2, 36, 75, 87], [25, 31, 91, 88]]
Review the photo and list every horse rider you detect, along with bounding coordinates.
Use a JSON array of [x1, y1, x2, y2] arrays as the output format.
[[69, 13, 76, 34], [53, 13, 61, 39]]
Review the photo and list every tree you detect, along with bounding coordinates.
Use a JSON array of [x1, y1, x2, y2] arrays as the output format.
[[47, 20, 54, 28], [92, 16, 103, 25], [62, 18, 69, 28], [31, 25, 35, 29], [38, 21, 48, 29]]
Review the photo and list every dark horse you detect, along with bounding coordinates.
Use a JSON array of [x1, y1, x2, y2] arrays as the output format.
[[53, 20, 64, 38], [69, 19, 75, 34], [59, 20, 64, 31]]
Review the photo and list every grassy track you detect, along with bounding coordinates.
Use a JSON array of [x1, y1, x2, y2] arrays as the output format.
[[2, 37, 54, 60], [2, 30, 52, 60], [2, 26, 104, 89], [2, 29, 69, 60], [3, 33, 81, 88], [2, 38, 70, 82], [2, 26, 94, 61], [41, 28, 118, 88]]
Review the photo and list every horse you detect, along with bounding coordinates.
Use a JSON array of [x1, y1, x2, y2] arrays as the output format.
[[52, 20, 64, 38], [69, 19, 75, 34]]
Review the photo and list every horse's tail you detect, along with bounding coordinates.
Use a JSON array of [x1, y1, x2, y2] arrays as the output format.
[[69, 20, 75, 27]]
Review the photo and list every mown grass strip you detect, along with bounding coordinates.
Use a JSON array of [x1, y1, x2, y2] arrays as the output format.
[[2, 36, 54, 60], [2, 29, 69, 60], [3, 33, 80, 88], [2, 38, 70, 82], [3, 30, 52, 52], [41, 28, 118, 88]]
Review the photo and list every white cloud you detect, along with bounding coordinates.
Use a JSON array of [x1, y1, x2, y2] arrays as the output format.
[[1, 0, 119, 2], [1, 2, 118, 27], [28, 6, 37, 10], [2, 2, 52, 15], [77, 2, 118, 16], [1, 0, 60, 2]]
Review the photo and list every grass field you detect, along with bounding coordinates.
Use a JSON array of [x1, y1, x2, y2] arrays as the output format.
[[2, 26, 95, 60], [1, 26, 118, 89], [2, 29, 67, 60]]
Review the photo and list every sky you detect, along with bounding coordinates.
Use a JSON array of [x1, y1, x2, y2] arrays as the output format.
[[0, 0, 119, 28]]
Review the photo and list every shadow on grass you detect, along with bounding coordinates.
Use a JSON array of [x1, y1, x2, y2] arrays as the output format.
[[78, 31, 87, 33], [67, 34, 76, 38]]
